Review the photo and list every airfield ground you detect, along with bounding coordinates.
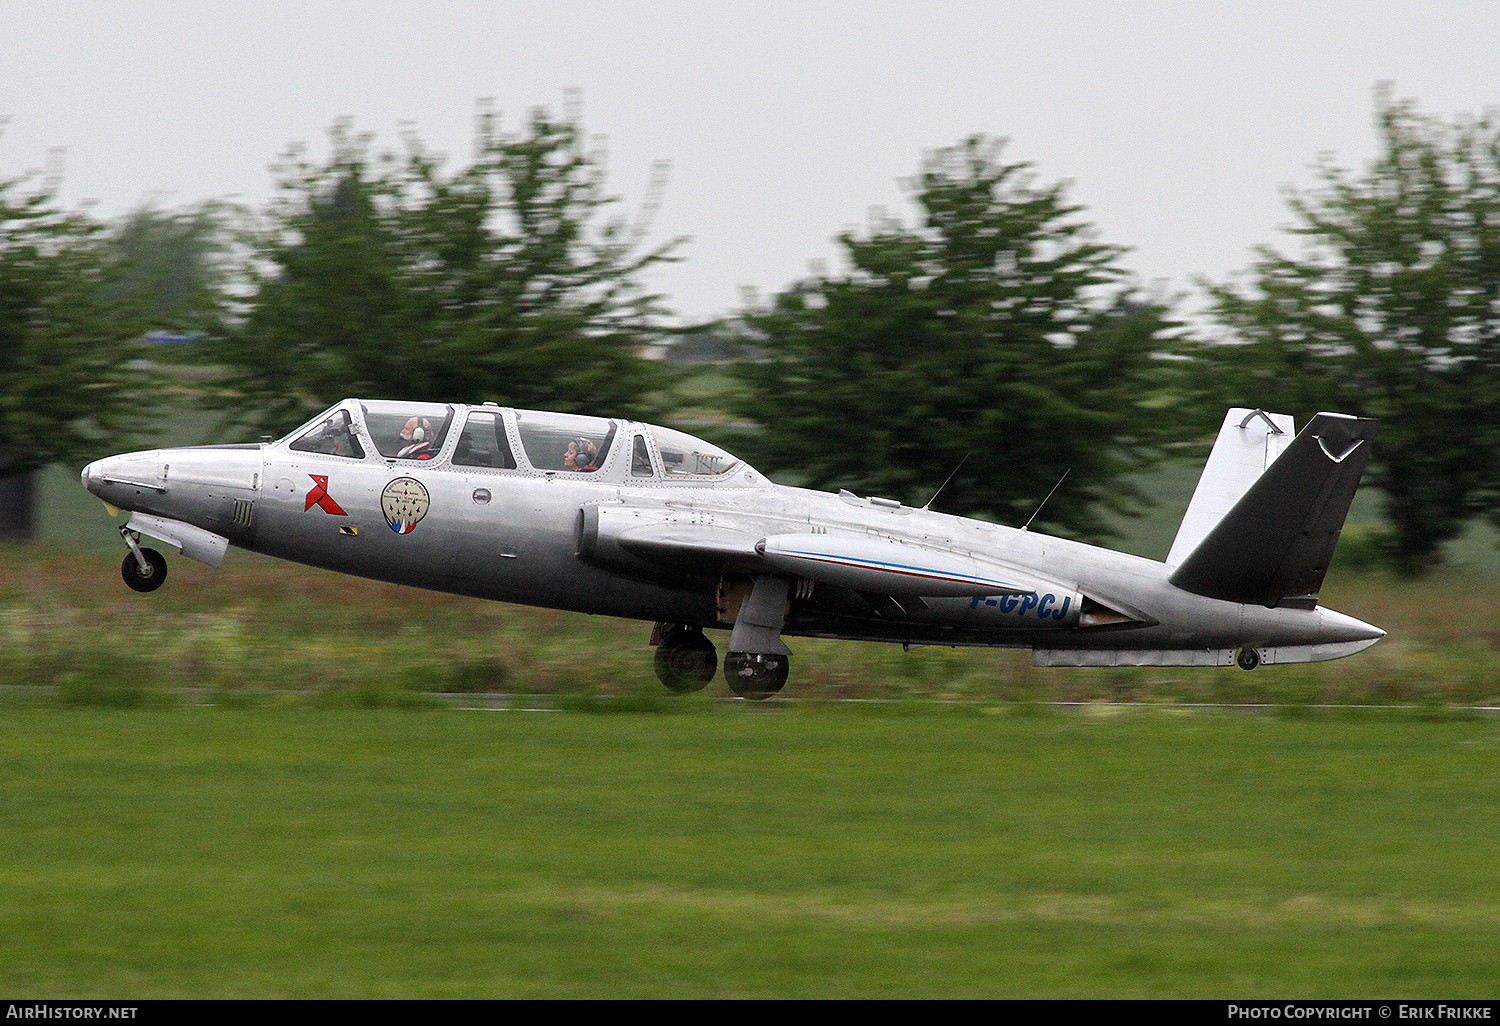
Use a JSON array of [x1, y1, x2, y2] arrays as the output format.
[[2, 705, 1499, 998]]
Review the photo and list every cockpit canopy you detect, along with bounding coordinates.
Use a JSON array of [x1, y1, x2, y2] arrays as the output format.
[[512, 409, 616, 473], [278, 400, 758, 484], [362, 401, 455, 461]]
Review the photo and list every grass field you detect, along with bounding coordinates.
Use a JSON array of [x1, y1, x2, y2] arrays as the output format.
[[3, 545, 1497, 709], [2, 706, 1499, 998]]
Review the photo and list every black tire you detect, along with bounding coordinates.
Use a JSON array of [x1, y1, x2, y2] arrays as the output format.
[[723, 651, 789, 700], [1236, 647, 1261, 671], [653, 627, 717, 693], [122, 548, 168, 593]]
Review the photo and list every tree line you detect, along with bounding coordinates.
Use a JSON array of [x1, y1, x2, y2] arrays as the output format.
[[3, 88, 1497, 573]]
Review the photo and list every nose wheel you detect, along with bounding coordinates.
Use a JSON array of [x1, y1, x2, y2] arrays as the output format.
[[119, 527, 168, 593], [122, 546, 168, 592]]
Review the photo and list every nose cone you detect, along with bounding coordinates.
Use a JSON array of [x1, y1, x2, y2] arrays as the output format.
[[78, 450, 166, 505], [80, 458, 109, 499], [81, 456, 114, 499]]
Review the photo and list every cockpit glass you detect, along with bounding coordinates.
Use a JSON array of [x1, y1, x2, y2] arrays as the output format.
[[361, 401, 455, 461], [288, 409, 365, 459], [453, 410, 517, 470], [631, 434, 654, 477], [514, 410, 616, 473], [650, 426, 741, 477]]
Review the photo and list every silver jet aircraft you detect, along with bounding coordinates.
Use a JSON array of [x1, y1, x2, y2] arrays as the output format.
[[81, 401, 1384, 698]]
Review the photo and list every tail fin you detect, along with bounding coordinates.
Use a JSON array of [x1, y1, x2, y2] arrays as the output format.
[[1167, 408, 1295, 567], [1168, 411, 1378, 609]]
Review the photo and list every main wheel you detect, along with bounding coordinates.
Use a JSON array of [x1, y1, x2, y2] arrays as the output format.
[[724, 651, 789, 700], [122, 548, 168, 593], [653, 627, 717, 693], [1236, 647, 1261, 671]]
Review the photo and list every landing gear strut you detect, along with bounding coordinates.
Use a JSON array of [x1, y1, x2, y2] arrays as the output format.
[[653, 624, 717, 693], [121, 540, 168, 593], [724, 576, 793, 700]]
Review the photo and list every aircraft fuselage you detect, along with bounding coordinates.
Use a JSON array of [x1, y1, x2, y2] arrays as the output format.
[[81, 400, 1385, 695]]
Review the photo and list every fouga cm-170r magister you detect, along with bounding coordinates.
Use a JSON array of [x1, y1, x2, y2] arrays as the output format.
[[81, 401, 1384, 698]]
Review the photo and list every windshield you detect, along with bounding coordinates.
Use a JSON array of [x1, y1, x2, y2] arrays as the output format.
[[287, 407, 366, 459], [650, 425, 741, 477]]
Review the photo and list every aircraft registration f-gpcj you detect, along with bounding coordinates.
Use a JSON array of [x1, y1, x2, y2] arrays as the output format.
[[81, 401, 1384, 698]]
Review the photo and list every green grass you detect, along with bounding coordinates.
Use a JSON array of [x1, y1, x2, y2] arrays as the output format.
[[1, 707, 1498, 997], [3, 546, 1497, 708]]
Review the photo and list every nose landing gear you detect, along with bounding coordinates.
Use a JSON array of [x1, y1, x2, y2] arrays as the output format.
[[120, 527, 168, 593]]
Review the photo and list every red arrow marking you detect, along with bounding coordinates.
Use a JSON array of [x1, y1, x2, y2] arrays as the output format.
[[304, 474, 348, 515]]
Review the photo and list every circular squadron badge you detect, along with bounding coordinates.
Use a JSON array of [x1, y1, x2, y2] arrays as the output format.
[[381, 477, 430, 534]]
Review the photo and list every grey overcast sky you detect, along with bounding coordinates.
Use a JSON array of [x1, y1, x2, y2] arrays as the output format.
[[4, 0, 1499, 323]]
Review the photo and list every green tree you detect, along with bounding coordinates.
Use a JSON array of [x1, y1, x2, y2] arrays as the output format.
[[216, 102, 680, 437], [731, 136, 1188, 540], [0, 161, 158, 537], [101, 201, 236, 335], [1203, 88, 1500, 574]]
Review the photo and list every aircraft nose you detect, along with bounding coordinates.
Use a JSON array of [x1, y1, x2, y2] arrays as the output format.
[[79, 451, 165, 503], [81, 455, 130, 499], [81, 459, 102, 498]]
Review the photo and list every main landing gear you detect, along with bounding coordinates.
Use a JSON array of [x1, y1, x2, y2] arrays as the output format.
[[651, 576, 797, 701], [723, 651, 789, 700], [651, 623, 791, 700], [722, 576, 793, 700], [653, 625, 718, 693], [119, 527, 168, 593]]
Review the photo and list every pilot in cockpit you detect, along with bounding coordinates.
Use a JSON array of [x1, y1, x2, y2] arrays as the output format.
[[397, 416, 436, 460], [564, 438, 599, 471]]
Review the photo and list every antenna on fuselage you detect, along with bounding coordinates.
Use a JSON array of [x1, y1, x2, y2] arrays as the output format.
[[921, 452, 972, 511], [1021, 469, 1070, 532]]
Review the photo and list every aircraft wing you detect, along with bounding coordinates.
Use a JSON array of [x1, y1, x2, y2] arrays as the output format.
[[578, 505, 1034, 597], [577, 504, 764, 578], [613, 523, 765, 568], [756, 533, 1034, 597]]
